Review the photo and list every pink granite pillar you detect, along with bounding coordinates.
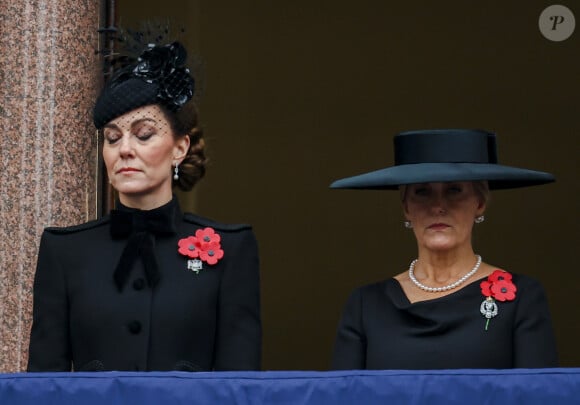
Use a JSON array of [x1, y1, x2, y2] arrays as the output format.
[[0, 0, 101, 371]]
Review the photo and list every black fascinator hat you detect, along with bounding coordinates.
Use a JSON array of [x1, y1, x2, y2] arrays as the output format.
[[93, 41, 195, 129], [330, 129, 555, 190]]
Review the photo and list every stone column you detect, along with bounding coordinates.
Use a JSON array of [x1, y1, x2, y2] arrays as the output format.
[[0, 0, 100, 371]]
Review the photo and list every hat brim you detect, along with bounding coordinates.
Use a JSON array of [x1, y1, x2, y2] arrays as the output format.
[[330, 163, 555, 190]]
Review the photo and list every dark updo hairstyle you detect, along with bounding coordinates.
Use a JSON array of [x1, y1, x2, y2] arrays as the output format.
[[160, 101, 207, 192]]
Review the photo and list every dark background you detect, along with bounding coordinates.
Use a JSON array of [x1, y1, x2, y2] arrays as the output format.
[[118, 0, 579, 369]]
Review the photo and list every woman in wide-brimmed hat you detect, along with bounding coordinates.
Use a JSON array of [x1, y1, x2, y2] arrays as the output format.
[[28, 42, 261, 372], [330, 129, 558, 369]]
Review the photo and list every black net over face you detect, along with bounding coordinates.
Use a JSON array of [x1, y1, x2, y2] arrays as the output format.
[[101, 104, 182, 194], [93, 42, 195, 129], [103, 105, 174, 137]]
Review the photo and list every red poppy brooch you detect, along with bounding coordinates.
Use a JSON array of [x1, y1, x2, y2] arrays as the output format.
[[480, 270, 517, 330], [177, 227, 224, 273]]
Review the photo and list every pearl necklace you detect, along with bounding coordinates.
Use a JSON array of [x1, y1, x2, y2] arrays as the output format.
[[408, 255, 482, 293]]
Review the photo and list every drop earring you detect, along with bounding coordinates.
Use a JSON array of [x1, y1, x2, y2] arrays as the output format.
[[475, 215, 485, 224], [173, 163, 179, 180], [404, 221, 412, 229]]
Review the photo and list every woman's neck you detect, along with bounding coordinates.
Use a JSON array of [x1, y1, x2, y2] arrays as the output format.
[[118, 192, 173, 211], [414, 247, 478, 282]]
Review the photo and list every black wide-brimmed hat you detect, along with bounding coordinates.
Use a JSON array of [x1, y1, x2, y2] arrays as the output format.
[[93, 41, 195, 129], [330, 129, 555, 190]]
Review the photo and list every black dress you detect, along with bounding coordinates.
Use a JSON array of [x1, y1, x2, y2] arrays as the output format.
[[28, 197, 261, 372], [331, 273, 558, 369]]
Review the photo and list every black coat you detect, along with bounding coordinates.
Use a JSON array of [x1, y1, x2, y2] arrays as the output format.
[[28, 198, 261, 372], [331, 274, 558, 369]]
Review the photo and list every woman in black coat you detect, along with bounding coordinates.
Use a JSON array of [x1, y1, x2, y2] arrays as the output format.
[[329, 129, 558, 369], [27, 42, 261, 372]]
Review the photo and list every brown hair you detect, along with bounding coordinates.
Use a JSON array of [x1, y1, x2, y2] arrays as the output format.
[[161, 102, 207, 192], [472, 181, 490, 205]]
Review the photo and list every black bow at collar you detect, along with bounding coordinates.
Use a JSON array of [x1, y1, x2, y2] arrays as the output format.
[[110, 198, 178, 291]]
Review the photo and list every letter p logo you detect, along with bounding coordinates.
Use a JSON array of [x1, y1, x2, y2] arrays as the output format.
[[539, 5, 576, 41], [550, 15, 566, 31]]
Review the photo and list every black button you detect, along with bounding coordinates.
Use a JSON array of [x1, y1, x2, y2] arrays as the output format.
[[127, 321, 142, 334], [133, 278, 145, 291]]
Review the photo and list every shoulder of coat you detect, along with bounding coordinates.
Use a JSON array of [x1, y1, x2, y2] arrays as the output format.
[[44, 216, 110, 235], [182, 212, 252, 233]]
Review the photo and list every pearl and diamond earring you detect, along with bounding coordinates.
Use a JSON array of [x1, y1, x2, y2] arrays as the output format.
[[173, 163, 179, 180]]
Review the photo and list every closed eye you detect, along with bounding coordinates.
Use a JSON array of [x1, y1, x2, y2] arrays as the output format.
[[104, 131, 121, 144], [136, 131, 155, 141], [133, 123, 156, 141]]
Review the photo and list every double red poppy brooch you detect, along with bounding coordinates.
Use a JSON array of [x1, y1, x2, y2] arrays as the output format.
[[480, 270, 517, 330], [177, 227, 224, 273]]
